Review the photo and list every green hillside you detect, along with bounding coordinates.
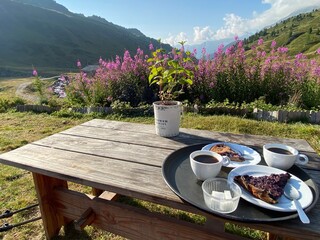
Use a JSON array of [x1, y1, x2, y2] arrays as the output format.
[[0, 0, 170, 76], [244, 9, 320, 57]]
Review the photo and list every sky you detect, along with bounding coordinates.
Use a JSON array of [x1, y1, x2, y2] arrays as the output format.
[[55, 0, 320, 46]]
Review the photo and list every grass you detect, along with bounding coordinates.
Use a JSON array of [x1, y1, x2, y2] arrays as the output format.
[[0, 77, 31, 97]]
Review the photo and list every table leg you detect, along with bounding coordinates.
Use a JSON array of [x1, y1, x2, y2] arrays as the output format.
[[32, 173, 68, 239]]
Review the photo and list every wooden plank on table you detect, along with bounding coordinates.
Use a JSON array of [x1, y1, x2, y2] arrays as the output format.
[[80, 119, 316, 152], [30, 133, 174, 167], [63, 120, 320, 169], [79, 119, 156, 134], [59, 125, 198, 149], [0, 144, 182, 205]]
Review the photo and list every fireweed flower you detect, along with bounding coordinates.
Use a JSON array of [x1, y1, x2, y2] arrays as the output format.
[[238, 40, 243, 48], [317, 48, 320, 55], [33, 69, 38, 76], [201, 47, 206, 57], [193, 48, 197, 56], [77, 59, 81, 68], [271, 40, 277, 48], [225, 46, 234, 55], [149, 43, 154, 51], [314, 67, 320, 77], [277, 47, 288, 54], [295, 53, 305, 60], [258, 38, 264, 46]]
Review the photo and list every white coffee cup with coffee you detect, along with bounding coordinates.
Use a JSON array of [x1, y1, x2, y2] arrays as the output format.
[[263, 143, 309, 170], [190, 150, 230, 181]]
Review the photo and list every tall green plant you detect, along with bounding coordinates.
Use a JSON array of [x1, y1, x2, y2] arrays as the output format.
[[148, 42, 194, 102], [32, 68, 47, 105]]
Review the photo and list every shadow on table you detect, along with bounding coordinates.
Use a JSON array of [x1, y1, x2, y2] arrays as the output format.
[[170, 132, 219, 145], [170, 131, 263, 156]]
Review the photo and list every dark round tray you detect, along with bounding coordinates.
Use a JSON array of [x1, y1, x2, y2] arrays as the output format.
[[162, 143, 319, 222]]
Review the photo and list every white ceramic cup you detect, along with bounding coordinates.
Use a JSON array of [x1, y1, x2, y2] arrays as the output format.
[[190, 150, 230, 181], [263, 143, 309, 170]]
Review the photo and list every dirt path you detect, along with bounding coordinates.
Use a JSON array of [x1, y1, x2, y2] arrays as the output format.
[[15, 76, 59, 103], [15, 81, 39, 103]]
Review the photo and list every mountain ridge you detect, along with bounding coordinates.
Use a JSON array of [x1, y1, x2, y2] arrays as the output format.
[[0, 0, 171, 76]]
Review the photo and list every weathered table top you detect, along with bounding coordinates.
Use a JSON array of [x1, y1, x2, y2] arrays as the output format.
[[0, 119, 319, 239]]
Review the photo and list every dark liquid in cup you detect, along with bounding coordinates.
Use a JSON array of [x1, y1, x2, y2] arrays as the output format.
[[268, 147, 293, 155], [194, 155, 219, 163]]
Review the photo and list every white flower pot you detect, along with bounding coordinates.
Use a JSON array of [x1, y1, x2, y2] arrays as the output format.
[[153, 101, 182, 137]]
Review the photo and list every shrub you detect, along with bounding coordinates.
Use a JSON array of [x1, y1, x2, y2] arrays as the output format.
[[64, 39, 320, 110], [0, 97, 26, 113]]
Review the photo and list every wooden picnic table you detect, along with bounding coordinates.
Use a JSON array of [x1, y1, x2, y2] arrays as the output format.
[[0, 119, 319, 240]]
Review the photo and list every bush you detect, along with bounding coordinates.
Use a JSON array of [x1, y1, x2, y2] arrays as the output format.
[[64, 39, 320, 110], [0, 97, 26, 113]]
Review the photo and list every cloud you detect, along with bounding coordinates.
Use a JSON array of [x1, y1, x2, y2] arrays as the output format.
[[163, 32, 188, 46], [213, 14, 246, 40], [193, 26, 214, 43], [213, 0, 320, 40], [166, 0, 320, 45]]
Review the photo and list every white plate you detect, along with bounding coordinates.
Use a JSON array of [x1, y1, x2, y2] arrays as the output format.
[[202, 142, 261, 168], [228, 165, 313, 212]]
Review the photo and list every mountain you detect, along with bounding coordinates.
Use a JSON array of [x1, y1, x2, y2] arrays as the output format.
[[11, 0, 70, 14], [188, 8, 320, 59], [243, 8, 320, 56], [186, 38, 234, 58], [0, 0, 171, 76]]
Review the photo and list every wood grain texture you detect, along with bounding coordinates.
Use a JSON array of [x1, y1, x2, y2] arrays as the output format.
[[32, 173, 69, 239], [53, 187, 246, 240], [0, 119, 319, 239]]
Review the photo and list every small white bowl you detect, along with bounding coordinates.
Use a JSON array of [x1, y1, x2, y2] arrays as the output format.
[[202, 178, 241, 214]]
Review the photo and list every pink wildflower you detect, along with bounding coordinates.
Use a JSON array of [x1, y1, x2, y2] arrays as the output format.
[[201, 47, 206, 56], [317, 48, 320, 55], [32, 69, 38, 76], [77, 59, 81, 68], [277, 47, 288, 54], [149, 43, 154, 51], [271, 40, 276, 48], [295, 53, 305, 60], [192, 48, 197, 56], [314, 67, 320, 77], [225, 46, 234, 55], [258, 38, 264, 46]]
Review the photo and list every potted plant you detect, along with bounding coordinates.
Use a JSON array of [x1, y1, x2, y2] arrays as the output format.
[[148, 42, 194, 137]]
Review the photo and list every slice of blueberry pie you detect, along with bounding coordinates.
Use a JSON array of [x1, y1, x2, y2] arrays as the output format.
[[234, 172, 291, 204]]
